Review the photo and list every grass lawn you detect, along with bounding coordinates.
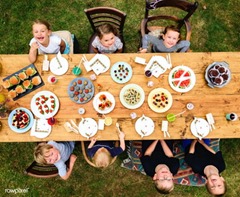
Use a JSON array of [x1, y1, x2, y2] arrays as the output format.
[[0, 0, 240, 197]]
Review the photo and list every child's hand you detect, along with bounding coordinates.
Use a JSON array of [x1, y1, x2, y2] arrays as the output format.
[[30, 42, 39, 51], [118, 131, 125, 139], [139, 48, 147, 53]]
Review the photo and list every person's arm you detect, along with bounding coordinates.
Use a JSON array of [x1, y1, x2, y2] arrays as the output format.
[[28, 42, 39, 63], [88, 138, 97, 148], [189, 139, 197, 154], [177, 40, 190, 52], [115, 48, 123, 53], [139, 34, 159, 53], [61, 154, 77, 180], [159, 140, 173, 157], [118, 131, 125, 151], [59, 39, 66, 53], [198, 139, 216, 154], [144, 140, 158, 156]]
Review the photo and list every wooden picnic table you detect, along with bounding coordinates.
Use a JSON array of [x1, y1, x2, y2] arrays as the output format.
[[0, 52, 240, 142]]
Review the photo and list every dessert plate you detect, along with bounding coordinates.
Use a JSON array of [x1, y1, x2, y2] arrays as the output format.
[[31, 90, 59, 119], [8, 107, 34, 133], [168, 65, 196, 93], [93, 91, 115, 114], [120, 84, 145, 109], [110, 61, 133, 84], [148, 88, 172, 113]]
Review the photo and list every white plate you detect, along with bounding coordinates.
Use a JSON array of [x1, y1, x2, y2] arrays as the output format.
[[8, 107, 34, 133], [148, 88, 173, 113], [87, 54, 110, 75], [50, 55, 69, 75], [30, 119, 52, 138], [110, 61, 133, 84], [31, 90, 59, 119], [145, 56, 170, 78], [190, 118, 210, 139], [168, 65, 196, 93], [120, 84, 145, 109], [93, 91, 115, 114], [135, 115, 155, 137], [79, 118, 98, 138]]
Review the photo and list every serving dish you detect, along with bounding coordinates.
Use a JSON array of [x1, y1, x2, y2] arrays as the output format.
[[168, 65, 196, 93], [93, 91, 115, 114], [148, 88, 172, 113], [68, 77, 94, 104], [8, 107, 34, 133], [120, 84, 145, 109], [31, 90, 59, 119], [110, 61, 133, 83]]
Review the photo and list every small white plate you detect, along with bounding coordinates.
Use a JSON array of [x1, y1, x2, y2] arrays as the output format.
[[135, 115, 155, 137], [79, 118, 98, 138], [120, 84, 145, 109], [31, 90, 59, 119], [168, 65, 196, 93], [93, 91, 115, 114], [30, 119, 52, 139], [190, 118, 210, 139], [50, 55, 69, 75]]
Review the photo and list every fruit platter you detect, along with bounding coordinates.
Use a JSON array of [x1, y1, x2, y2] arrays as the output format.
[[68, 77, 94, 104], [168, 65, 196, 93], [2, 64, 44, 100], [205, 61, 231, 88], [110, 61, 133, 84], [93, 91, 115, 114], [8, 107, 34, 133], [31, 90, 59, 119], [148, 88, 173, 113]]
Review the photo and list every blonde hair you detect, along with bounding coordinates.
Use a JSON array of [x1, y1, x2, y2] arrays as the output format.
[[32, 19, 51, 30], [92, 148, 112, 168], [34, 143, 53, 164], [154, 180, 174, 194]]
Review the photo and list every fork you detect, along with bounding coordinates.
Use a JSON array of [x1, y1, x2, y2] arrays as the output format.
[[116, 122, 121, 133]]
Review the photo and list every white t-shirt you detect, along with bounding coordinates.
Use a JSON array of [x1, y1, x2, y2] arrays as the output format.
[[29, 34, 61, 54]]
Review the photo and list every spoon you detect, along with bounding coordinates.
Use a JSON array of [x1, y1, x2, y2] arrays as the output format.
[[116, 122, 121, 133]]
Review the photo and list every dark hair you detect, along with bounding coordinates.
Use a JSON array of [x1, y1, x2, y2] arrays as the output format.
[[96, 23, 119, 39], [161, 25, 181, 41], [32, 19, 51, 30]]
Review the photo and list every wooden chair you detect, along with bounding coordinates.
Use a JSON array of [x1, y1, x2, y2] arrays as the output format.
[[81, 141, 118, 168], [84, 7, 127, 53], [140, 0, 199, 41]]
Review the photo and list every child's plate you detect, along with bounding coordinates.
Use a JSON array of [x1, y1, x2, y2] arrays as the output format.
[[135, 115, 155, 137], [50, 55, 69, 75], [110, 61, 133, 84], [30, 119, 52, 139], [78, 118, 98, 139]]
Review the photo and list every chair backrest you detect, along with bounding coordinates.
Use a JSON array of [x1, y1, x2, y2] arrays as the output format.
[[81, 141, 118, 168], [141, 0, 198, 41], [52, 30, 74, 54], [84, 7, 127, 53]]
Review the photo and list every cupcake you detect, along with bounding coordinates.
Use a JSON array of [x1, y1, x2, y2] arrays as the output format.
[[22, 80, 33, 89], [25, 67, 37, 77], [18, 71, 28, 81], [9, 75, 20, 86], [15, 85, 26, 94], [31, 76, 42, 86]]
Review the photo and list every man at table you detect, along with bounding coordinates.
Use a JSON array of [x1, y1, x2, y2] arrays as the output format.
[[184, 139, 226, 196], [140, 140, 179, 194]]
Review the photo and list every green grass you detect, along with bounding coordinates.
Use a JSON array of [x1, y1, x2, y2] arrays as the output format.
[[0, 0, 240, 196]]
